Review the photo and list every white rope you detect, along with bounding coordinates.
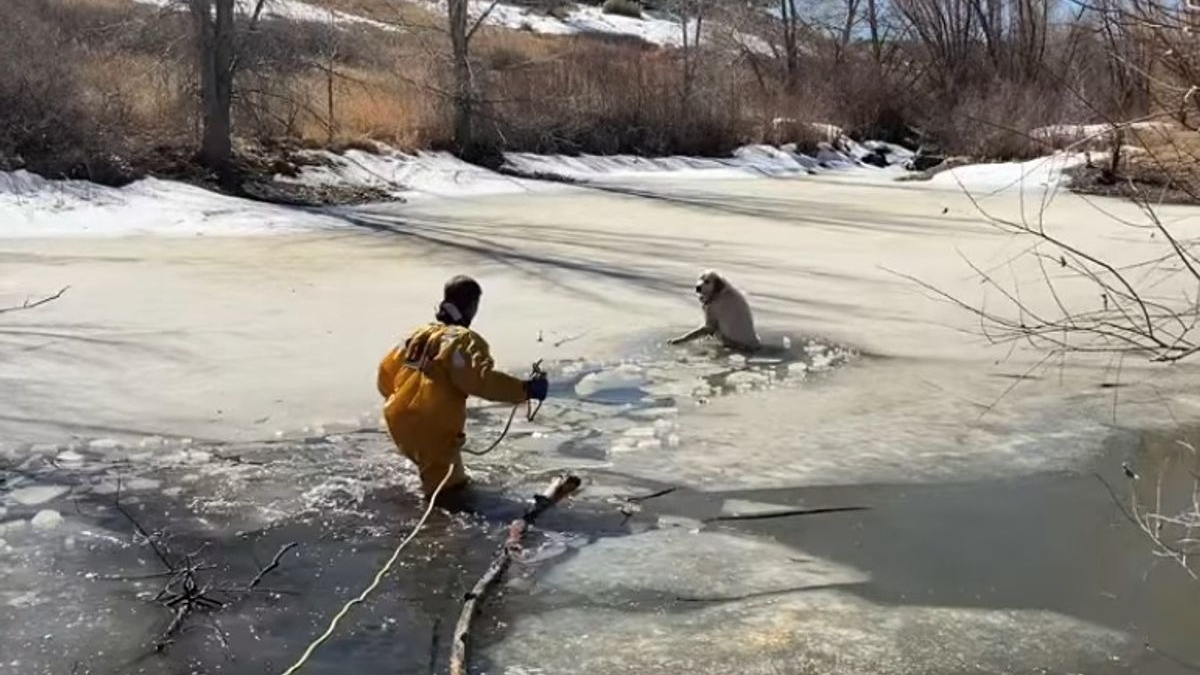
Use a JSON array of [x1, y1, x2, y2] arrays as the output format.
[[278, 463, 455, 675]]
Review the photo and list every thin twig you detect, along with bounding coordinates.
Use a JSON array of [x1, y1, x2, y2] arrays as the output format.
[[0, 286, 69, 316], [705, 506, 869, 523], [627, 487, 678, 503], [246, 543, 297, 591]]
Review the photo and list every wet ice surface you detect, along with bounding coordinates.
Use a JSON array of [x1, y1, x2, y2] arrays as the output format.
[[4, 338, 1196, 675], [6, 323, 1200, 675], [491, 525, 1134, 675], [0, 427, 642, 675], [0, 334, 849, 675], [490, 332, 853, 469]]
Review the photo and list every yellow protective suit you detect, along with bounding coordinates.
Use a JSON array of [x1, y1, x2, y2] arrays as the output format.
[[378, 322, 527, 497]]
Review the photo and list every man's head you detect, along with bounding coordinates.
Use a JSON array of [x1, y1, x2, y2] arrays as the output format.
[[437, 274, 482, 327]]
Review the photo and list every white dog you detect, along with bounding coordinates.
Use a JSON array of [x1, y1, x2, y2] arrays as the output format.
[[669, 270, 761, 350]]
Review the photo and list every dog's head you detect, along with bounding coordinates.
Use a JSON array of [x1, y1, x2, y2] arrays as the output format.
[[695, 269, 727, 305]]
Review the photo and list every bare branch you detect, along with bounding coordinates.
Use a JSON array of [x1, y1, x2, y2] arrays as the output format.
[[0, 286, 69, 316]]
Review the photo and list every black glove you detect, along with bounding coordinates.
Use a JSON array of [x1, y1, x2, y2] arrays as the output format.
[[524, 375, 549, 401]]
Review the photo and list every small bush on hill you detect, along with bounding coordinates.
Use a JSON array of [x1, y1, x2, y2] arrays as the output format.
[[601, 0, 642, 19]]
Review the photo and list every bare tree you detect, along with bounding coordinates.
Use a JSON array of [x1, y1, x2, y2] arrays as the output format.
[[447, 0, 501, 158], [929, 0, 1200, 362], [666, 0, 708, 104], [779, 0, 803, 91], [893, 0, 980, 87], [186, 0, 269, 175]]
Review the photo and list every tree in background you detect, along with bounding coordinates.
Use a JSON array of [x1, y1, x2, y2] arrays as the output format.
[[447, 0, 502, 159], [186, 0, 270, 178]]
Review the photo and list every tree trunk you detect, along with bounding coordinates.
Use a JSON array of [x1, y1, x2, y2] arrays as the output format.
[[193, 0, 235, 174], [781, 0, 799, 92], [448, 0, 475, 158]]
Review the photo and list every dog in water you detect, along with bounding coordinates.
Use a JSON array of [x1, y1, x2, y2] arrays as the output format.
[[668, 269, 761, 351]]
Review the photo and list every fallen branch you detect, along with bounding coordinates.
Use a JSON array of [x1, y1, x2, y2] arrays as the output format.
[[449, 474, 581, 675], [705, 505, 869, 523], [111, 479, 297, 652], [628, 487, 677, 503], [246, 543, 298, 591], [0, 286, 69, 315], [617, 487, 677, 526]]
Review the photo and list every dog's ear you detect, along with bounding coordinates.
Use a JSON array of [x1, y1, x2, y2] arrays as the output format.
[[710, 273, 727, 294]]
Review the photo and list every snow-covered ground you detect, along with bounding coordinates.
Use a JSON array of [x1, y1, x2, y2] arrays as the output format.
[[0, 146, 1101, 238], [134, 0, 398, 31], [0, 170, 344, 237], [420, 0, 687, 45], [134, 0, 730, 47], [275, 139, 912, 205], [926, 151, 1087, 194], [1030, 121, 1172, 149]]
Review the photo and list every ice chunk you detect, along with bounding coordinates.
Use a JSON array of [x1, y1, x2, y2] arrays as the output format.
[[720, 499, 794, 517], [124, 478, 161, 492], [31, 510, 64, 530], [7, 591, 40, 608], [88, 438, 122, 451], [623, 426, 656, 439], [9, 485, 69, 506], [1, 520, 28, 534], [575, 365, 646, 397], [55, 450, 85, 465]]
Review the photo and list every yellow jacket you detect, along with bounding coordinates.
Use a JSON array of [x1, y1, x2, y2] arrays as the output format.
[[378, 323, 528, 442]]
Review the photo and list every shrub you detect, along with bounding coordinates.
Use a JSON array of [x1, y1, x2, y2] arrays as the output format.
[[601, 0, 642, 19]]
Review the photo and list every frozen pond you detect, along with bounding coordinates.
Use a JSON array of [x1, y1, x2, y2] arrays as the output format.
[[3, 175, 1200, 674]]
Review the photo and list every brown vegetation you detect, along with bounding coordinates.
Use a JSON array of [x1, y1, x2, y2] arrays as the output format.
[[0, 0, 1196, 194]]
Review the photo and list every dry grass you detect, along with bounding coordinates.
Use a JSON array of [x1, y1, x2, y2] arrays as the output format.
[[57, 0, 135, 8], [77, 52, 191, 137], [1125, 126, 1200, 198], [12, 0, 1191, 191], [291, 68, 447, 149]]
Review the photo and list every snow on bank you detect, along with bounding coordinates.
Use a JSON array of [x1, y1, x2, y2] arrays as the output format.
[[0, 170, 343, 237], [420, 0, 691, 46], [133, 0, 396, 31], [1030, 121, 1171, 149], [284, 139, 913, 201], [0, 138, 910, 236], [926, 152, 1088, 194], [2, 145, 1091, 238], [277, 148, 544, 201]]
